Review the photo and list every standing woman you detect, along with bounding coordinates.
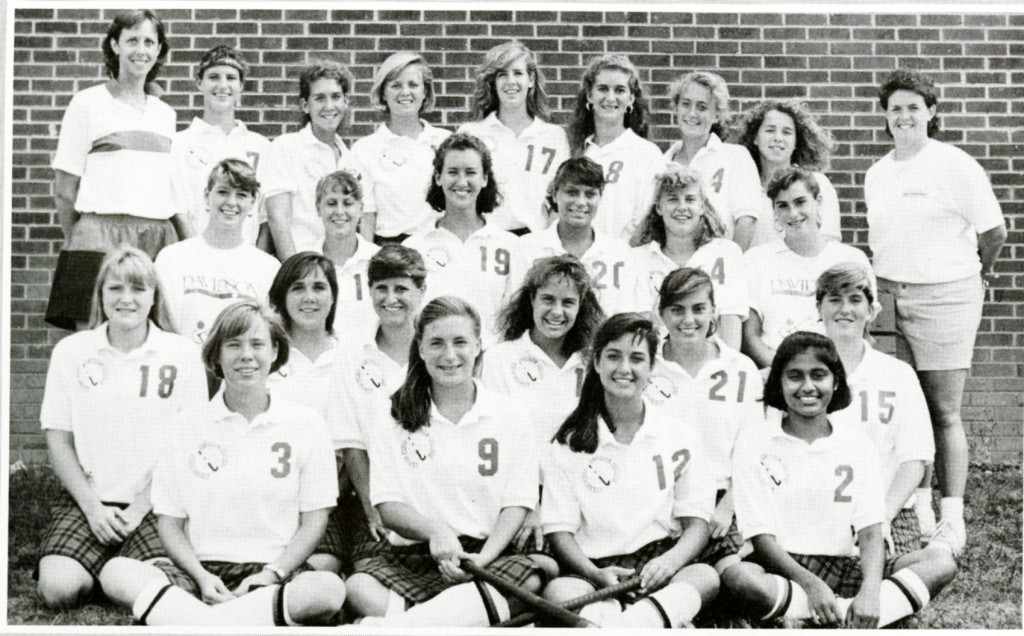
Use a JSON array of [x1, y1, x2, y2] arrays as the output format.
[[865, 69, 1007, 555], [37, 246, 206, 609], [460, 40, 570, 234], [351, 52, 451, 245], [46, 10, 186, 331], [728, 99, 841, 247], [346, 297, 544, 627], [664, 72, 761, 250], [261, 60, 373, 260], [630, 164, 749, 350], [541, 313, 719, 627], [567, 53, 666, 243]]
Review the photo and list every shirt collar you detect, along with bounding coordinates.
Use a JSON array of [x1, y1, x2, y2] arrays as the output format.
[[299, 123, 345, 151], [89, 321, 168, 358], [515, 331, 584, 369], [765, 408, 842, 449], [584, 128, 636, 152], [189, 117, 247, 137], [375, 119, 437, 142], [207, 387, 287, 430], [428, 381, 500, 427], [596, 400, 662, 447], [665, 132, 722, 161]]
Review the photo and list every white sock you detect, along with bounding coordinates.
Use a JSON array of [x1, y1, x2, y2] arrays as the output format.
[[763, 574, 810, 620], [208, 584, 285, 626], [374, 582, 509, 627], [132, 580, 219, 625], [879, 569, 931, 627], [579, 598, 621, 626], [940, 497, 964, 522], [385, 589, 407, 617], [613, 582, 702, 627]]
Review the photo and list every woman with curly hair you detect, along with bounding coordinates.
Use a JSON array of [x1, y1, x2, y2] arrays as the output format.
[[460, 40, 569, 234], [727, 99, 841, 247], [567, 54, 666, 242]]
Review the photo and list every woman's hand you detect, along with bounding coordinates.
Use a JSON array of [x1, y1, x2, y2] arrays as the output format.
[[591, 565, 635, 590], [800, 577, 843, 626], [84, 503, 128, 545], [513, 509, 545, 553], [638, 554, 680, 593], [428, 525, 465, 563], [196, 572, 236, 604], [710, 499, 734, 540], [233, 568, 281, 596], [845, 587, 880, 629], [113, 505, 146, 536], [365, 506, 388, 542], [440, 552, 490, 585]]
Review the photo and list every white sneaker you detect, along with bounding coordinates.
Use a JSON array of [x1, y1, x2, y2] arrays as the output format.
[[929, 518, 966, 556]]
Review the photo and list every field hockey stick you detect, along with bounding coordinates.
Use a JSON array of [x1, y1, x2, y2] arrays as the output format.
[[458, 559, 596, 628], [495, 575, 643, 627]]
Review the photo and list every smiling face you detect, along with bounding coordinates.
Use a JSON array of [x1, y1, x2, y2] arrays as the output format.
[[111, 19, 160, 82], [780, 350, 835, 420], [885, 89, 935, 151], [219, 318, 277, 392], [675, 82, 719, 142], [101, 272, 155, 332], [318, 187, 362, 240], [772, 180, 821, 239], [284, 267, 334, 334], [660, 285, 715, 345], [197, 64, 242, 115], [370, 276, 424, 329], [595, 332, 653, 401], [656, 182, 704, 239], [754, 109, 797, 168], [495, 56, 535, 111], [420, 315, 481, 389], [384, 64, 426, 120], [818, 286, 875, 341], [205, 176, 255, 233], [554, 180, 601, 231], [588, 68, 634, 125], [435, 148, 487, 213], [302, 78, 347, 136], [531, 277, 581, 342]]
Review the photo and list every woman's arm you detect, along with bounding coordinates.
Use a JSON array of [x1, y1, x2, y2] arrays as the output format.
[[751, 534, 845, 625], [548, 531, 633, 589], [885, 460, 925, 523], [342, 448, 386, 540], [265, 193, 296, 261], [377, 501, 464, 561], [157, 514, 234, 603], [443, 506, 529, 584], [733, 217, 756, 252], [718, 314, 742, 351], [741, 312, 775, 369], [54, 170, 81, 239], [46, 429, 126, 545], [234, 508, 331, 594], [638, 517, 711, 591], [978, 223, 1008, 281], [846, 523, 884, 628]]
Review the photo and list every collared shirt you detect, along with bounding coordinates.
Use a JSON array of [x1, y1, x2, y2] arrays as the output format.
[[481, 331, 584, 443], [41, 323, 206, 503], [261, 124, 375, 253], [330, 234, 381, 343], [628, 237, 749, 318], [152, 390, 338, 564], [830, 343, 935, 509], [52, 83, 175, 219], [584, 129, 667, 242], [665, 133, 762, 240], [266, 338, 344, 447], [334, 332, 409, 451], [732, 410, 886, 556], [169, 117, 271, 245], [459, 113, 570, 232], [646, 337, 764, 489], [351, 121, 451, 238], [516, 224, 634, 315], [541, 403, 715, 559], [750, 171, 842, 248], [367, 382, 539, 544]]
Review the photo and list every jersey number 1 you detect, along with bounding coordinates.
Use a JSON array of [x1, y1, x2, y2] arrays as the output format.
[[652, 449, 691, 490], [138, 364, 178, 398]]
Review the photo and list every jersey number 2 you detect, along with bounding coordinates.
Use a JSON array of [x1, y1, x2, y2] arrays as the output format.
[[834, 465, 854, 502], [652, 449, 691, 490]]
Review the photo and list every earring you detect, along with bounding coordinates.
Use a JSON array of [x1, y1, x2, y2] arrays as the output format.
[[626, 105, 633, 114], [586, 102, 593, 111], [707, 316, 718, 338]]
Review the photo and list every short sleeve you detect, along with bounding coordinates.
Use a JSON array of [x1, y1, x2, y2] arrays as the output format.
[[297, 413, 340, 512], [150, 417, 188, 519], [712, 240, 749, 319], [539, 443, 583, 536], [671, 441, 717, 522], [501, 427, 540, 511], [814, 172, 842, 242], [892, 364, 935, 465], [52, 91, 93, 177], [39, 341, 73, 432], [367, 411, 406, 507], [850, 438, 887, 533], [731, 431, 777, 541], [333, 357, 367, 451], [260, 136, 296, 199], [956, 154, 1005, 233], [742, 248, 765, 320], [346, 150, 377, 214], [729, 148, 763, 221]]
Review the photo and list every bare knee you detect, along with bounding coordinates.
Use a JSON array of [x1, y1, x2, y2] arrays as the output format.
[[543, 576, 594, 604], [910, 549, 959, 594], [38, 556, 94, 609], [673, 563, 719, 603], [306, 553, 343, 574], [287, 571, 346, 624], [520, 572, 545, 595], [528, 554, 560, 582], [98, 557, 170, 608], [344, 572, 391, 617]]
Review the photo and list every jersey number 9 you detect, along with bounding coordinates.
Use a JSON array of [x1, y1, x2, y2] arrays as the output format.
[[478, 438, 499, 476]]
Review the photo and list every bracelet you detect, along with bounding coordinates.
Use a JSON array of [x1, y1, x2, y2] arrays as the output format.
[[263, 564, 286, 582]]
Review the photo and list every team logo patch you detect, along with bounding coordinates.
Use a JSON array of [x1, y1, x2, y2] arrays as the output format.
[[401, 431, 435, 466], [381, 148, 407, 168], [77, 359, 106, 388], [276, 363, 291, 379], [511, 357, 543, 386], [186, 146, 213, 169], [192, 320, 209, 345], [648, 270, 666, 294], [425, 247, 451, 270], [189, 442, 227, 479], [356, 359, 385, 393], [758, 453, 788, 489], [644, 373, 676, 404], [583, 456, 617, 492]]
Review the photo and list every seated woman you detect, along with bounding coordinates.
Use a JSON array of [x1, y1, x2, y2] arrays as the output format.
[[98, 301, 345, 626], [346, 297, 544, 627], [541, 313, 719, 627], [725, 331, 957, 628]]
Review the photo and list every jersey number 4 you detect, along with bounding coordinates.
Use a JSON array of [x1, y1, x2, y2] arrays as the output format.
[[652, 449, 691, 490], [138, 364, 177, 398]]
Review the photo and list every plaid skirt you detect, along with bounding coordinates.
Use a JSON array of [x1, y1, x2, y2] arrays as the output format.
[[356, 536, 541, 604], [312, 501, 347, 562], [37, 491, 165, 578], [153, 560, 313, 598], [788, 553, 899, 599], [697, 519, 745, 567]]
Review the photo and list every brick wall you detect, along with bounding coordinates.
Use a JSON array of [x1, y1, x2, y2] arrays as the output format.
[[9, 6, 1023, 465]]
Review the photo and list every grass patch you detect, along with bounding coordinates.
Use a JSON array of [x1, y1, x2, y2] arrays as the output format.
[[7, 464, 1022, 627]]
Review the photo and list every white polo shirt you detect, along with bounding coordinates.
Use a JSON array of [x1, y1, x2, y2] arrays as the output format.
[[866, 139, 1005, 284], [152, 391, 338, 564], [330, 234, 381, 342], [334, 333, 408, 452], [403, 221, 519, 348], [515, 224, 634, 316], [480, 332, 584, 443], [351, 121, 450, 238], [665, 134, 762, 241], [732, 410, 886, 557], [584, 129, 667, 242], [52, 83, 175, 219], [628, 238, 749, 318], [459, 114, 570, 232], [266, 338, 345, 448], [751, 171, 842, 248], [155, 237, 280, 345], [169, 117, 271, 244], [743, 240, 876, 349], [541, 404, 716, 559], [40, 323, 207, 504], [829, 343, 934, 510], [367, 383, 539, 544], [260, 124, 375, 254], [646, 338, 764, 490]]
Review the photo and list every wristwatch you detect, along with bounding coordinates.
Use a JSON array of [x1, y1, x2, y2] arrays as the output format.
[[263, 564, 286, 582]]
